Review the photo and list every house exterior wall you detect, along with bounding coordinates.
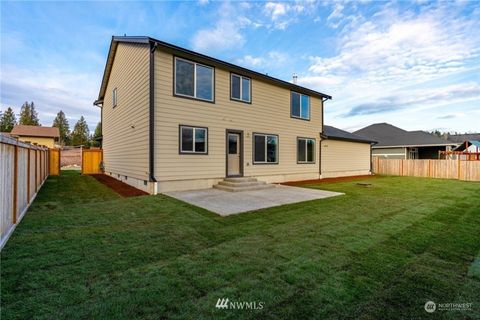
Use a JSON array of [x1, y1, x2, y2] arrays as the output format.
[[101, 42, 152, 192], [372, 147, 406, 159], [321, 139, 371, 178], [153, 49, 323, 192], [17, 137, 55, 148]]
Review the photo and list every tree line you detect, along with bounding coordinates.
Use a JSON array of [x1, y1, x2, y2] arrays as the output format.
[[0, 101, 101, 147]]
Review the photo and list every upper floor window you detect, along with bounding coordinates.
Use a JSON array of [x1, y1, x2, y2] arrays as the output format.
[[291, 92, 310, 120], [253, 133, 278, 164], [179, 125, 208, 154], [297, 138, 315, 163], [231, 73, 251, 103], [113, 88, 118, 108], [174, 57, 214, 102]]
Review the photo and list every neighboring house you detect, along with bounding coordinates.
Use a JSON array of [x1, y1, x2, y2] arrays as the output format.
[[10, 125, 59, 148], [450, 140, 480, 160], [446, 133, 480, 143], [354, 123, 457, 159], [320, 126, 376, 178], [95, 36, 380, 194]]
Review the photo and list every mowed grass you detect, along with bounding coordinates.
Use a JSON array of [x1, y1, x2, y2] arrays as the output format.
[[1, 171, 479, 319]]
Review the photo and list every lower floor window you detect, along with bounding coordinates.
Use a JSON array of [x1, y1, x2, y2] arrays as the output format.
[[408, 147, 418, 159], [253, 133, 278, 164], [297, 138, 315, 163], [180, 125, 207, 154]]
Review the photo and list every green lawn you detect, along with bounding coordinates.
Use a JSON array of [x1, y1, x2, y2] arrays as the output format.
[[1, 171, 479, 319]]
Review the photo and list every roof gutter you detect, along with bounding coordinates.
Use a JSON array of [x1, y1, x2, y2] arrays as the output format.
[[149, 41, 158, 183], [373, 143, 458, 148]]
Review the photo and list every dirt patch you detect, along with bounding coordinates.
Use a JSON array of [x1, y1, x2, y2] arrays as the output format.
[[90, 174, 149, 197], [282, 175, 377, 186]]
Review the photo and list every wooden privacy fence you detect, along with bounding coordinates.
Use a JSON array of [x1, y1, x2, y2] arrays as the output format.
[[60, 147, 81, 167], [1, 135, 51, 249], [49, 149, 61, 176], [82, 149, 103, 174], [372, 157, 480, 182]]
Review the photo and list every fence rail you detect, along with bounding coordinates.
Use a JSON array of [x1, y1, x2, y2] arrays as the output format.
[[372, 157, 480, 182], [1, 135, 50, 249]]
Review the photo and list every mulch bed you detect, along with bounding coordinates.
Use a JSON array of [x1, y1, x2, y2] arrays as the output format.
[[90, 174, 149, 197], [282, 175, 376, 186]]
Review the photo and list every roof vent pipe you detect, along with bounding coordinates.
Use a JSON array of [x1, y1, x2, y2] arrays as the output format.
[[292, 73, 298, 84]]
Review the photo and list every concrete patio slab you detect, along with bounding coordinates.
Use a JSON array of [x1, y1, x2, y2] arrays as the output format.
[[164, 185, 344, 216]]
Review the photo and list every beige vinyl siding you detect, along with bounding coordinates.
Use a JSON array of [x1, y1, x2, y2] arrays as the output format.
[[321, 139, 371, 177], [102, 42, 150, 180], [154, 50, 322, 182], [17, 137, 55, 148]]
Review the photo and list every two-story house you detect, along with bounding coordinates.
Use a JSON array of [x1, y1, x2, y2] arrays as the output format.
[[94, 36, 371, 194]]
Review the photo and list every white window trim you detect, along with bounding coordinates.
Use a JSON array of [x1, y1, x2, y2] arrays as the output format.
[[231, 73, 251, 103], [291, 91, 310, 120], [174, 57, 214, 102], [297, 138, 315, 163], [253, 133, 278, 164], [113, 88, 118, 108], [180, 126, 208, 154]]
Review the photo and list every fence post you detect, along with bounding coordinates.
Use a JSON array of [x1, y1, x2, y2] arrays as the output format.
[[428, 160, 432, 178], [457, 157, 461, 180], [27, 148, 30, 203], [35, 149, 38, 192], [13, 145, 18, 224]]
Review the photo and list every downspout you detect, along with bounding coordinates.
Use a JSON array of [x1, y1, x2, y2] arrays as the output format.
[[149, 41, 158, 182], [370, 141, 377, 174], [320, 96, 330, 178]]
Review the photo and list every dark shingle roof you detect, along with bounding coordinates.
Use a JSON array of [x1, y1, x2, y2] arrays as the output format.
[[322, 125, 375, 144], [447, 133, 480, 143], [96, 36, 331, 104], [353, 123, 456, 148]]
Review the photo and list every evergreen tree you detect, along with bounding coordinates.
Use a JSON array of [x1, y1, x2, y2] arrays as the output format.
[[0, 107, 17, 132], [92, 122, 102, 147], [19, 101, 40, 125], [52, 110, 70, 145], [71, 116, 90, 146]]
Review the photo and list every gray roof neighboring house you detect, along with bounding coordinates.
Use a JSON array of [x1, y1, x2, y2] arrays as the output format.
[[322, 125, 376, 144], [354, 123, 456, 148], [447, 133, 480, 143]]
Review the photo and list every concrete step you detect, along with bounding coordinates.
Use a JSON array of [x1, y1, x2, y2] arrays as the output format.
[[214, 183, 276, 192], [218, 180, 266, 187], [224, 177, 258, 183]]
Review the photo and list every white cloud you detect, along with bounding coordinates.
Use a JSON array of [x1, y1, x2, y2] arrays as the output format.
[[299, 3, 480, 112], [262, 1, 317, 29], [237, 51, 289, 70], [190, 3, 251, 52], [327, 2, 345, 28], [0, 65, 100, 129], [294, 2, 480, 132], [238, 55, 264, 67], [264, 2, 288, 21], [191, 20, 245, 52]]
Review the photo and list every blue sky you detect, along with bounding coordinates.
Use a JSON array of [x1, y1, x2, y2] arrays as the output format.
[[1, 0, 479, 133]]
